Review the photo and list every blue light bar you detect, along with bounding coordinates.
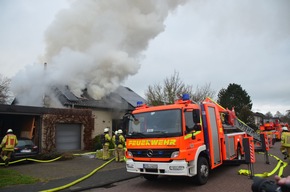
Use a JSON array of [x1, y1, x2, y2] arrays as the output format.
[[182, 94, 190, 101], [137, 101, 143, 106]]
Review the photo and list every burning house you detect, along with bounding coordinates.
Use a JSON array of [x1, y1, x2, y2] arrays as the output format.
[[0, 86, 145, 153], [2, 1, 181, 153]]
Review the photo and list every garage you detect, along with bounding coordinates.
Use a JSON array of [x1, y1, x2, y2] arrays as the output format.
[[56, 123, 82, 151]]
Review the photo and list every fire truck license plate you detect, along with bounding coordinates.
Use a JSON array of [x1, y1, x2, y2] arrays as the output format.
[[143, 164, 158, 169]]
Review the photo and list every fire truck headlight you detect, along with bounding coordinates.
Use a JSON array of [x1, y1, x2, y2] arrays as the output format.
[[127, 151, 133, 158], [169, 166, 185, 170], [171, 151, 179, 158]]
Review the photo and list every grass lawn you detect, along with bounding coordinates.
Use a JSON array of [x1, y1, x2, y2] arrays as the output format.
[[0, 168, 38, 188]]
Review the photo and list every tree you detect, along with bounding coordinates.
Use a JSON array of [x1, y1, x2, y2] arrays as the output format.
[[145, 71, 216, 106], [286, 110, 290, 118], [274, 111, 283, 118], [281, 110, 290, 125], [265, 112, 273, 118], [145, 71, 193, 105], [239, 105, 256, 130], [192, 83, 216, 103], [0, 74, 11, 104], [217, 83, 252, 123]]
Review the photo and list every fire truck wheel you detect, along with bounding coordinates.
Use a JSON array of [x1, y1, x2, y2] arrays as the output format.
[[194, 156, 209, 185], [142, 174, 158, 181]]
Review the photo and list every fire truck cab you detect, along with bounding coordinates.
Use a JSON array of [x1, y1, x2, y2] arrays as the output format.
[[125, 94, 250, 185]]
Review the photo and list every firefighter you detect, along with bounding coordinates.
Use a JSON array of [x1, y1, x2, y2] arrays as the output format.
[[280, 127, 290, 160], [221, 112, 226, 124], [0, 129, 18, 166], [112, 131, 118, 159], [115, 129, 125, 162], [102, 127, 111, 160]]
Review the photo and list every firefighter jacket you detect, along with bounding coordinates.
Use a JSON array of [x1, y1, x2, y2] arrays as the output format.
[[281, 132, 290, 148], [0, 134, 18, 151], [115, 134, 125, 148], [112, 135, 116, 148], [104, 133, 111, 146]]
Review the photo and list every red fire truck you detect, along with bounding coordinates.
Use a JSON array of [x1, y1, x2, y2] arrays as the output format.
[[125, 95, 256, 185], [259, 118, 288, 142]]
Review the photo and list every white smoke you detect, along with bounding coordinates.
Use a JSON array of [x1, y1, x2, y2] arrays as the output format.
[[10, 0, 186, 106]]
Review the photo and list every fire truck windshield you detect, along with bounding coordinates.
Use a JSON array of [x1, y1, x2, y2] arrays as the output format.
[[127, 109, 182, 138]]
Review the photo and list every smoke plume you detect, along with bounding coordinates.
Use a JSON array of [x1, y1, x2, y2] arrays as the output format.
[[10, 0, 186, 106]]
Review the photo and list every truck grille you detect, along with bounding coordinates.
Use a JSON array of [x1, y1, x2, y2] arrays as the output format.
[[129, 149, 179, 158]]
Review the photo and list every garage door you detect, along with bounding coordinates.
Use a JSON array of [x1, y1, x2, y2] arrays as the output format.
[[56, 123, 81, 151]]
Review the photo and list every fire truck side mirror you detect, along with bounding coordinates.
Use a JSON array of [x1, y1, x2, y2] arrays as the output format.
[[192, 109, 200, 124]]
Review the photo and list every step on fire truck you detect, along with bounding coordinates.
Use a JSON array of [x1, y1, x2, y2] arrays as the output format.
[[124, 94, 261, 185]]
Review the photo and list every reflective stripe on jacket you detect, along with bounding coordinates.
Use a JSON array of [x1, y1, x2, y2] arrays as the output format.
[[117, 135, 125, 148], [281, 132, 290, 147], [104, 133, 111, 146], [1, 134, 18, 151]]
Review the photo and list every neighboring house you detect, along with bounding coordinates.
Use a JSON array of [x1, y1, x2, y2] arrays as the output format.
[[253, 112, 265, 128], [0, 86, 146, 153]]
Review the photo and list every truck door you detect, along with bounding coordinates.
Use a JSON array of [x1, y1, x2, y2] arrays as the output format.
[[202, 104, 222, 168]]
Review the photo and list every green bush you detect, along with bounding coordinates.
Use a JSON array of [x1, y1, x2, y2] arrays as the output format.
[[93, 134, 103, 150], [36, 151, 76, 161], [60, 152, 75, 160], [36, 151, 62, 160]]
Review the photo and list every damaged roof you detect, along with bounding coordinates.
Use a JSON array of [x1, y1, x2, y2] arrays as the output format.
[[56, 86, 146, 111]]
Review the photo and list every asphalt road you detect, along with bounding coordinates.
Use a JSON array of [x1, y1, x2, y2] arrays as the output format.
[[1, 144, 289, 192], [87, 144, 290, 192]]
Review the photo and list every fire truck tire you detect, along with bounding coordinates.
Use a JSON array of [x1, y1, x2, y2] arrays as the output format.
[[142, 174, 158, 181], [194, 156, 209, 185]]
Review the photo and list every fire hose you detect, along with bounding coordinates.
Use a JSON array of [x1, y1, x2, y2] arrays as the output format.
[[40, 157, 116, 192], [0, 149, 122, 191], [238, 152, 288, 178]]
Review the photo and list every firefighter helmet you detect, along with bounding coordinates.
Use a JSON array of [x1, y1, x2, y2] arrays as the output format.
[[118, 129, 123, 134], [7, 129, 13, 133], [115, 131, 118, 135], [282, 127, 289, 131], [104, 128, 109, 133]]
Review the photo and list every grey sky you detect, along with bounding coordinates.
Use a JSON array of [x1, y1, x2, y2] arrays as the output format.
[[0, 0, 289, 114]]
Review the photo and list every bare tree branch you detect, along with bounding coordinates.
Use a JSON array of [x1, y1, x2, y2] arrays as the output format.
[[0, 74, 11, 104], [145, 71, 215, 106], [192, 83, 216, 103]]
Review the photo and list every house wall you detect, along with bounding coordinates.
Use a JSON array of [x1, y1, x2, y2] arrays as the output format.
[[92, 110, 113, 137], [41, 122, 84, 152], [40, 109, 94, 153], [92, 110, 124, 138]]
